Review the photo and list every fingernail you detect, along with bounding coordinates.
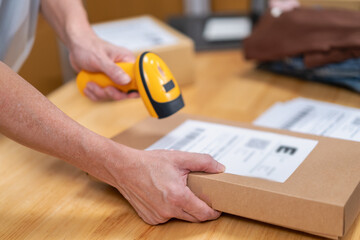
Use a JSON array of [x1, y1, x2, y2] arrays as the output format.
[[120, 72, 131, 84], [217, 162, 225, 172], [123, 56, 136, 63]]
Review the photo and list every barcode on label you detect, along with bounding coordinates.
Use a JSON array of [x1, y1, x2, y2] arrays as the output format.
[[281, 106, 313, 129], [246, 138, 270, 150], [168, 128, 204, 150]]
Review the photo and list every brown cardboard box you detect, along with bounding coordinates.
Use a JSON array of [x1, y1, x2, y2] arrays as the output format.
[[93, 15, 195, 86], [112, 114, 360, 239]]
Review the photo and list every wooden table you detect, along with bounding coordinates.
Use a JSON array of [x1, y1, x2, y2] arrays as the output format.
[[1, 50, 359, 239]]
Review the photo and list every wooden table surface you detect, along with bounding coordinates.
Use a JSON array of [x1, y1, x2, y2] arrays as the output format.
[[1, 50, 359, 239]]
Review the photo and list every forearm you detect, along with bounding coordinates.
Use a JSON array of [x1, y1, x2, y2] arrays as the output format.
[[0, 63, 224, 225], [0, 61, 125, 186], [40, 0, 95, 50]]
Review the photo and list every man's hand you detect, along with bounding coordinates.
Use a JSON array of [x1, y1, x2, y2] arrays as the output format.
[[40, 0, 139, 101], [0, 60, 223, 226], [105, 147, 225, 225], [69, 35, 139, 101]]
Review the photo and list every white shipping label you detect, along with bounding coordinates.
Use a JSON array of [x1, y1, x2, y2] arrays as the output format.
[[147, 120, 318, 183], [254, 98, 360, 141]]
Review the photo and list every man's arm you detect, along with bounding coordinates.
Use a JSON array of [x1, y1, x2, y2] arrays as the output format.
[[40, 0, 138, 101], [0, 61, 224, 224]]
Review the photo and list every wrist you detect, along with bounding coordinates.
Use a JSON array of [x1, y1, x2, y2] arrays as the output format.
[[87, 138, 139, 188], [65, 21, 97, 52], [62, 129, 124, 187]]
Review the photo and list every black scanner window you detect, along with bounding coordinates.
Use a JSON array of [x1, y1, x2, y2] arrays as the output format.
[[163, 80, 175, 92]]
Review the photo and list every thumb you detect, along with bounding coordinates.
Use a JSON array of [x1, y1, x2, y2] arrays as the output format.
[[102, 60, 131, 85], [178, 152, 225, 173]]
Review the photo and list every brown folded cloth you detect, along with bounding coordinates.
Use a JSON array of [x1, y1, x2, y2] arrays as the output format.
[[243, 7, 360, 68]]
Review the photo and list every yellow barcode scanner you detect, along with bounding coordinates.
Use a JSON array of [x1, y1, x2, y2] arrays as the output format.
[[76, 52, 184, 119]]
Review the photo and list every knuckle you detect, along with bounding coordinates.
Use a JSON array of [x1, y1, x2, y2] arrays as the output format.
[[167, 188, 186, 206], [197, 215, 208, 222], [197, 210, 213, 222], [197, 207, 216, 222], [157, 218, 169, 225], [158, 209, 173, 220], [143, 218, 156, 225], [142, 215, 167, 226], [139, 214, 155, 226], [202, 153, 214, 161]]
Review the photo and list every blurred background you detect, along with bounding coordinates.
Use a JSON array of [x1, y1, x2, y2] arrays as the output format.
[[19, 0, 360, 95]]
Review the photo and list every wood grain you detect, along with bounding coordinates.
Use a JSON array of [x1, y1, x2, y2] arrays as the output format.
[[1, 50, 359, 239]]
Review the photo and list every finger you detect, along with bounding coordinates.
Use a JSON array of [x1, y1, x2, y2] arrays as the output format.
[[104, 86, 128, 101], [181, 187, 221, 222], [83, 87, 100, 101], [86, 82, 110, 101], [176, 152, 225, 173], [126, 92, 140, 99], [112, 48, 136, 63], [130, 192, 170, 225], [108, 44, 135, 62], [122, 55, 136, 63], [176, 210, 200, 223], [100, 59, 131, 85]]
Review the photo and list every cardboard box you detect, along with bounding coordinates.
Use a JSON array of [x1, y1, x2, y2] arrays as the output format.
[[112, 114, 360, 239], [92, 15, 195, 86]]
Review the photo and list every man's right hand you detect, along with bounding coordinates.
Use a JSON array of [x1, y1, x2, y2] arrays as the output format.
[[69, 36, 140, 101]]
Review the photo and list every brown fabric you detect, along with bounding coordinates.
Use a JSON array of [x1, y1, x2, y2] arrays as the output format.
[[243, 7, 360, 68], [304, 48, 360, 67]]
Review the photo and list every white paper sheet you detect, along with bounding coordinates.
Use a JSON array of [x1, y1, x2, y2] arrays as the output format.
[[147, 120, 318, 183], [254, 98, 360, 141], [202, 17, 252, 42], [92, 16, 178, 51]]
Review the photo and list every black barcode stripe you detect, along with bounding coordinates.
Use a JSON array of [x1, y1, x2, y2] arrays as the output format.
[[281, 106, 313, 129], [246, 138, 270, 150], [168, 128, 204, 150]]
